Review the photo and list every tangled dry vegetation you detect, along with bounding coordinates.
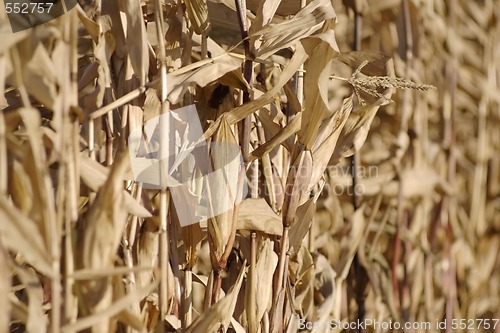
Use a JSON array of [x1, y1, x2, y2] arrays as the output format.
[[0, 0, 499, 332]]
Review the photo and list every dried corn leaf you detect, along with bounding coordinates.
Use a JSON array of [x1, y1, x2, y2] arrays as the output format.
[[173, 205, 203, 269], [70, 266, 155, 280], [210, 0, 312, 16], [76, 6, 99, 42], [185, 264, 246, 333], [81, 151, 133, 271], [289, 197, 317, 254], [16, 107, 58, 248], [223, 43, 308, 127], [9, 42, 58, 109], [330, 95, 389, 163], [15, 266, 48, 333], [309, 95, 353, 190], [61, 281, 158, 333], [253, 0, 337, 59], [0, 199, 52, 277], [9, 293, 29, 327], [253, 238, 278, 326], [186, 0, 211, 34], [0, 23, 30, 54], [249, 0, 282, 54], [250, 0, 282, 34], [79, 154, 151, 218], [249, 113, 300, 161], [121, 0, 149, 85], [9, 160, 33, 214], [313, 253, 336, 323], [93, 17, 115, 109], [166, 54, 242, 104], [299, 28, 340, 149], [281, 148, 312, 227], [237, 198, 282, 235], [335, 206, 366, 280], [382, 167, 452, 199], [289, 245, 314, 317]]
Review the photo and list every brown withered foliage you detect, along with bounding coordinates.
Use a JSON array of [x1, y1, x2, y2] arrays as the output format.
[[0, 0, 498, 332]]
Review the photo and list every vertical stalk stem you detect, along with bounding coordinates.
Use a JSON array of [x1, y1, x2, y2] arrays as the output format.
[[235, 0, 252, 162], [154, 0, 170, 330]]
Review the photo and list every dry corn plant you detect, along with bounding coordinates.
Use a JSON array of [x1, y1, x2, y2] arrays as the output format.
[[0, 0, 499, 333]]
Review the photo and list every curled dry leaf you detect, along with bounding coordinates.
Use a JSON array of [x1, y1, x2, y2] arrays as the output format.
[[79, 154, 151, 218], [135, 218, 159, 289], [121, 0, 149, 85], [313, 253, 336, 323], [250, 112, 301, 161], [253, 0, 337, 59], [8, 42, 58, 109], [185, 264, 246, 333], [281, 148, 312, 227], [186, 0, 211, 35], [15, 266, 48, 333], [330, 94, 390, 163], [309, 95, 353, 190], [80, 151, 134, 276], [299, 28, 340, 149], [288, 197, 317, 254], [1, 0, 497, 331], [382, 167, 453, 199], [335, 205, 366, 280], [0, 199, 53, 278], [165, 54, 242, 104], [237, 198, 282, 236], [289, 245, 314, 318]]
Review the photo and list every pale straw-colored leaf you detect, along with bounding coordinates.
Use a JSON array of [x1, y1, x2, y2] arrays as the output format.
[[281, 148, 312, 227], [299, 27, 340, 149], [15, 266, 48, 333], [237, 198, 283, 235], [185, 264, 246, 333], [253, 0, 337, 59], [186, 0, 211, 34], [0, 199, 53, 278], [253, 239, 278, 324], [221, 42, 308, 128], [249, 113, 301, 161], [79, 154, 151, 218], [165, 54, 242, 104], [288, 197, 317, 254], [313, 253, 336, 324], [335, 206, 366, 280], [121, 0, 149, 85], [289, 245, 314, 317], [330, 95, 389, 163], [61, 280, 158, 333], [309, 95, 353, 190], [81, 151, 133, 272]]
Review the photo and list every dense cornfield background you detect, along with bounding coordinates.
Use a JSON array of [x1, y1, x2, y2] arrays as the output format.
[[0, 0, 499, 332]]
